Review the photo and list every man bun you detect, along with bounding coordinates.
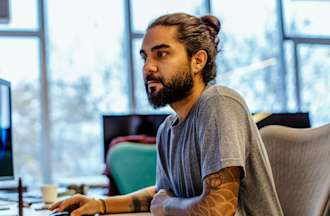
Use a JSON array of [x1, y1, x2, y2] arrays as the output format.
[[200, 15, 221, 36]]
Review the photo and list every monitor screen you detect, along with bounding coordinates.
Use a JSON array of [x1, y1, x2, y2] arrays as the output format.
[[256, 112, 310, 129], [0, 79, 14, 180], [102, 114, 168, 161]]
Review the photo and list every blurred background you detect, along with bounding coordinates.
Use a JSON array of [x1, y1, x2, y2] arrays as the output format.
[[0, 0, 329, 186]]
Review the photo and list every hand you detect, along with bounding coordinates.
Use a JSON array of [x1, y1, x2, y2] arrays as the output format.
[[48, 194, 103, 216], [150, 189, 173, 216]]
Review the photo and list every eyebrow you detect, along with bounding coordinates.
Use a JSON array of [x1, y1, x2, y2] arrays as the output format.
[[140, 44, 171, 56]]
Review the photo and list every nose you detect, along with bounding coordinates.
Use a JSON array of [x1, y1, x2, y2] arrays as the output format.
[[143, 59, 157, 77]]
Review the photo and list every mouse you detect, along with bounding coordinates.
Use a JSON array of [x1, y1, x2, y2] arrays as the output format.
[[49, 211, 70, 216]]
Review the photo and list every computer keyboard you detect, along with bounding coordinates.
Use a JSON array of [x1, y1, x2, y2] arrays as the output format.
[[0, 192, 42, 206]]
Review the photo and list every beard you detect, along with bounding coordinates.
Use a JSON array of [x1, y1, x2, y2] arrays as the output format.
[[144, 65, 194, 108]]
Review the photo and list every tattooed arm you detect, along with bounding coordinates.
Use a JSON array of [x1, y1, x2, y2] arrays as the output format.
[[48, 186, 156, 215], [151, 166, 242, 216], [104, 186, 156, 213]]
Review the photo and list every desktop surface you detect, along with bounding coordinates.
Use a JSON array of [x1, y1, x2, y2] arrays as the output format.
[[0, 204, 151, 216]]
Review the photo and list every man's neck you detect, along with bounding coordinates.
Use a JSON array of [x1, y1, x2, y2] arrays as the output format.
[[170, 81, 206, 121]]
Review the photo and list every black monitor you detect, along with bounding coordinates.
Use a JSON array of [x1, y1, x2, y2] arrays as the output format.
[[102, 114, 168, 161], [0, 79, 14, 180], [0, 0, 10, 24], [256, 112, 310, 129]]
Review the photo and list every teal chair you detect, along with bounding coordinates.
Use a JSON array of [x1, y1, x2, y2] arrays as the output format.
[[107, 142, 157, 195]]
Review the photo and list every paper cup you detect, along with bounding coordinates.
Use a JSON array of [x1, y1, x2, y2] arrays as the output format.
[[41, 184, 58, 204]]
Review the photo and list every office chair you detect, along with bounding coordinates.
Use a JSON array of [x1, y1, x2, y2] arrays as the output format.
[[260, 124, 330, 216], [107, 142, 157, 195]]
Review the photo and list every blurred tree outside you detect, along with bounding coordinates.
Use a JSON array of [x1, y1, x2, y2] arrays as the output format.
[[3, 0, 329, 185]]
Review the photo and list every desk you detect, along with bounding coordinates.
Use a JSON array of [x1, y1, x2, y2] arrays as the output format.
[[0, 205, 151, 216]]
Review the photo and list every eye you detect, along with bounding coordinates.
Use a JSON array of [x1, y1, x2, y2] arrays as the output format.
[[140, 54, 147, 62], [156, 50, 168, 59]]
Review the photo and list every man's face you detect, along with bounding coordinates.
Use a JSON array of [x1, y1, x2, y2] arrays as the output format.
[[140, 26, 194, 108]]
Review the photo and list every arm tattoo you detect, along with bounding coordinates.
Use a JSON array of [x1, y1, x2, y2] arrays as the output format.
[[130, 189, 153, 212], [188, 166, 241, 216], [132, 196, 142, 212], [162, 167, 241, 216]]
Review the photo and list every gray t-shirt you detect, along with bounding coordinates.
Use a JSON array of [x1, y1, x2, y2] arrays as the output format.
[[156, 85, 283, 216]]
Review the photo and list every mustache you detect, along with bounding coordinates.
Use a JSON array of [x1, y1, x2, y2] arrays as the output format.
[[145, 74, 161, 82], [145, 75, 171, 89]]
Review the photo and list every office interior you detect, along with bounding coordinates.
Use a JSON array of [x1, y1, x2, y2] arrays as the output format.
[[0, 0, 329, 193]]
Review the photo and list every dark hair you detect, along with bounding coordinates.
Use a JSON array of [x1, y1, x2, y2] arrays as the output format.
[[148, 13, 221, 84]]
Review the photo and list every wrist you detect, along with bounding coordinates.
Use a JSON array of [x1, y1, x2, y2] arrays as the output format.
[[96, 198, 107, 214]]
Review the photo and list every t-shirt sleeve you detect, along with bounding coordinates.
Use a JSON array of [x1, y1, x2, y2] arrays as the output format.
[[198, 95, 251, 179], [155, 154, 171, 191], [155, 122, 171, 192]]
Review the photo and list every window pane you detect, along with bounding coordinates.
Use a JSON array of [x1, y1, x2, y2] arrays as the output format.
[[133, 39, 171, 113], [0, 38, 41, 185], [132, 0, 208, 32], [0, 0, 38, 31], [213, 0, 284, 112], [284, 41, 298, 111], [299, 45, 330, 127], [283, 0, 330, 37], [47, 0, 128, 179]]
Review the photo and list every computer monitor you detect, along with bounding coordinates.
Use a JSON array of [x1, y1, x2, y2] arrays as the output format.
[[102, 114, 168, 161], [0, 79, 14, 180], [255, 112, 310, 129]]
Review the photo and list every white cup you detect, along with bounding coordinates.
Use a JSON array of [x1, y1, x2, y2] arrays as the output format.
[[41, 184, 58, 204]]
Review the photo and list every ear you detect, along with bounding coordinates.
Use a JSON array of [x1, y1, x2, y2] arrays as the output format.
[[191, 50, 208, 75]]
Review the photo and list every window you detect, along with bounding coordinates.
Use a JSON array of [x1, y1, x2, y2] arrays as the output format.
[[299, 45, 330, 126], [283, 0, 330, 37], [0, 0, 38, 31], [281, 0, 330, 126], [212, 0, 285, 112], [283, 41, 298, 111], [131, 0, 207, 33], [1, 0, 329, 185], [47, 0, 128, 179], [0, 38, 41, 184]]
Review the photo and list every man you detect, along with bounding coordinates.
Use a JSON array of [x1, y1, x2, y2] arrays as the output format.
[[50, 13, 283, 216]]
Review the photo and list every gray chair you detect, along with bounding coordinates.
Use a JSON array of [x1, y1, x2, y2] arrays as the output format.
[[260, 124, 330, 216]]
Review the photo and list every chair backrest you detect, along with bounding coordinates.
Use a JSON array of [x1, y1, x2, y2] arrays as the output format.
[[260, 124, 330, 216], [107, 142, 157, 195]]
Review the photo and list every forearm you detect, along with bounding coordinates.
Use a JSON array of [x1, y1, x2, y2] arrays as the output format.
[[162, 167, 241, 216], [103, 186, 156, 213], [164, 191, 238, 216], [163, 195, 202, 215]]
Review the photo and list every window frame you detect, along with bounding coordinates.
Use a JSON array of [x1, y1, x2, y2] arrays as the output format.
[[0, 0, 52, 183], [277, 0, 330, 110], [1, 0, 329, 184]]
